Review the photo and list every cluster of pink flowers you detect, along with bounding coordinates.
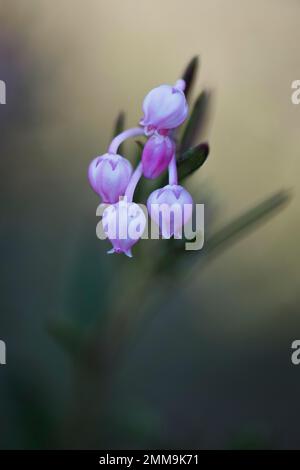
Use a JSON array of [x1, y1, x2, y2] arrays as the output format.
[[88, 78, 193, 257]]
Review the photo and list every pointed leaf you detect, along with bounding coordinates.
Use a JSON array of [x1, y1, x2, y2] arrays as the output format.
[[178, 143, 209, 180], [156, 190, 291, 275], [112, 111, 125, 154], [180, 90, 211, 153], [204, 190, 291, 256], [181, 56, 199, 101], [112, 111, 125, 137]]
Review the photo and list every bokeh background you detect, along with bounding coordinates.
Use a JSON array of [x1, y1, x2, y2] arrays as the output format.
[[0, 0, 300, 449]]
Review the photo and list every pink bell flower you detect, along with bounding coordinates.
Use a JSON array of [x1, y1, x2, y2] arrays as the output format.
[[88, 153, 132, 204], [140, 80, 188, 134], [102, 200, 146, 257], [147, 184, 193, 238], [142, 134, 175, 179]]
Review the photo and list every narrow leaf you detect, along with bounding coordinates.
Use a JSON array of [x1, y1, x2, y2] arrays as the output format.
[[112, 111, 125, 154], [157, 190, 291, 274], [113, 111, 125, 137], [180, 90, 211, 153], [178, 143, 209, 181], [204, 190, 291, 256], [181, 56, 199, 101], [155, 190, 291, 275]]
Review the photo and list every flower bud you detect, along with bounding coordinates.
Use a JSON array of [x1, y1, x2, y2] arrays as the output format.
[[142, 134, 175, 179], [147, 184, 193, 238], [102, 200, 146, 257], [88, 153, 132, 203], [140, 84, 188, 133]]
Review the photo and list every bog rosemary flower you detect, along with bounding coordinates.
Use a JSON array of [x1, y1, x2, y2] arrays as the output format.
[[88, 153, 132, 203], [142, 133, 175, 179], [147, 155, 193, 238], [102, 199, 146, 258], [102, 163, 146, 257], [140, 79, 188, 135], [147, 184, 193, 238]]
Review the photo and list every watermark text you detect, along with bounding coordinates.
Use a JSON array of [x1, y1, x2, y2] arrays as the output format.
[[0, 340, 6, 365], [291, 80, 300, 105], [0, 80, 6, 104]]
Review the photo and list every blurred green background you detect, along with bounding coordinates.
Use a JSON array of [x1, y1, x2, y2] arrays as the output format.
[[0, 0, 299, 449]]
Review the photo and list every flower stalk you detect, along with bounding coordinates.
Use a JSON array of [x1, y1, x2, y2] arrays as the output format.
[[125, 162, 143, 202], [108, 127, 144, 154], [168, 153, 178, 186]]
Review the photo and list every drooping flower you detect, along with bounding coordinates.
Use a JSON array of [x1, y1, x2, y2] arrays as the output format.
[[142, 134, 175, 179], [147, 184, 193, 238], [102, 199, 146, 257], [140, 81, 188, 134], [88, 73, 203, 258], [88, 153, 132, 203]]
